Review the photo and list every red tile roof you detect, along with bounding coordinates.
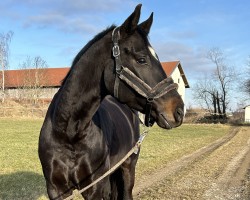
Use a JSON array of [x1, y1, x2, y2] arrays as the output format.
[[1, 68, 69, 88], [162, 61, 190, 88], [2, 61, 189, 89], [162, 61, 179, 76]]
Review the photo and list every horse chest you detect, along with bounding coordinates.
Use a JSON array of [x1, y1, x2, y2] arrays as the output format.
[[68, 135, 110, 183]]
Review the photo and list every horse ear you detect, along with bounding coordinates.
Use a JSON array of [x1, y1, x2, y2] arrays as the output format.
[[138, 12, 153, 35], [120, 4, 142, 36]]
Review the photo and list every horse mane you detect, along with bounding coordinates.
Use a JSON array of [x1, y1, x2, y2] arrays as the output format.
[[61, 25, 116, 85], [61, 25, 150, 86]]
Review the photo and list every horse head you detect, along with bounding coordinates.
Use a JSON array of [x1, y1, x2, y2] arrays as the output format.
[[104, 4, 184, 129]]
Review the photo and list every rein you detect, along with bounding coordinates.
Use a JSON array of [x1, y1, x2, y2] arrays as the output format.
[[64, 126, 149, 200], [112, 27, 178, 126]]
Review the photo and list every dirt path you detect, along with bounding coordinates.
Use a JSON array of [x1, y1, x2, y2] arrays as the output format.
[[134, 126, 250, 200]]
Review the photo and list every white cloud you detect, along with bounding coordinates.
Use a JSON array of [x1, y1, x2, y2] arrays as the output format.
[[23, 13, 100, 34], [1, 0, 136, 34], [153, 41, 212, 78], [168, 31, 198, 40]]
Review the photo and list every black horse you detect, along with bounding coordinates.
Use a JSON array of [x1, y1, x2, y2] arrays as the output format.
[[39, 4, 184, 200]]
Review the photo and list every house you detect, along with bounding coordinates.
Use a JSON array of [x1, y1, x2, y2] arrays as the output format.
[[244, 105, 250, 123], [161, 61, 189, 102], [1, 61, 189, 102]]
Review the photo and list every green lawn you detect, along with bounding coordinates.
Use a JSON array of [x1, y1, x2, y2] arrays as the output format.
[[0, 118, 230, 200], [0, 118, 47, 200]]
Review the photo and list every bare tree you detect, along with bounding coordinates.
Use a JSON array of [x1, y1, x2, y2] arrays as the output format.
[[19, 56, 48, 104], [193, 48, 236, 121], [208, 48, 236, 116], [0, 31, 13, 102], [193, 76, 217, 112], [243, 56, 250, 96]]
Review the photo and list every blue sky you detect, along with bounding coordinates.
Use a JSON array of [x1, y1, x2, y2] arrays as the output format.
[[0, 0, 249, 108]]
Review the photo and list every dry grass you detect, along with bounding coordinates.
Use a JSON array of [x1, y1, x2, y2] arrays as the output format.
[[136, 124, 230, 177], [135, 126, 250, 200], [0, 99, 48, 118]]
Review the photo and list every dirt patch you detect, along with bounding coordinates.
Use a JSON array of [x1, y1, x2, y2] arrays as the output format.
[[134, 126, 250, 199]]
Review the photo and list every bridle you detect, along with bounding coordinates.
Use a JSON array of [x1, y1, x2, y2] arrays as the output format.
[[63, 26, 179, 200], [112, 27, 178, 126]]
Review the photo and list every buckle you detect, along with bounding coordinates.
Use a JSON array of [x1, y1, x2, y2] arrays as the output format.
[[116, 66, 123, 74], [113, 44, 120, 57], [147, 97, 154, 102]]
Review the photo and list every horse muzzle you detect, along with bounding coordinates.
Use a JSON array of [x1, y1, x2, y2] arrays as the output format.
[[153, 103, 184, 129]]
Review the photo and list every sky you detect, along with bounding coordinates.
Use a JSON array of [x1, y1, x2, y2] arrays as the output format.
[[0, 0, 249, 109]]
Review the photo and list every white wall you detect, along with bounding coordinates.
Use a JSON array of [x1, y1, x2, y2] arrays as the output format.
[[4, 87, 59, 100], [245, 106, 250, 123], [170, 67, 186, 102]]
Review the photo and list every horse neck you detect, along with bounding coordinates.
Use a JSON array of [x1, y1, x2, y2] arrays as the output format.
[[52, 34, 111, 139]]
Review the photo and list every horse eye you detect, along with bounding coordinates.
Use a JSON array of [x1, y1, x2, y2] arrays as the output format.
[[137, 58, 147, 65]]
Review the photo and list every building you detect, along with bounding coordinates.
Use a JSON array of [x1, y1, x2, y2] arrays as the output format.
[[162, 61, 189, 102], [1, 67, 69, 101], [1, 61, 189, 102], [244, 105, 250, 123]]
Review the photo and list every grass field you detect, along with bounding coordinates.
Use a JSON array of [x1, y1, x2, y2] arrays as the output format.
[[0, 118, 230, 200]]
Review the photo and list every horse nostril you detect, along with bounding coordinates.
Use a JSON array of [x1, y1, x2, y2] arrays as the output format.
[[175, 108, 183, 122]]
